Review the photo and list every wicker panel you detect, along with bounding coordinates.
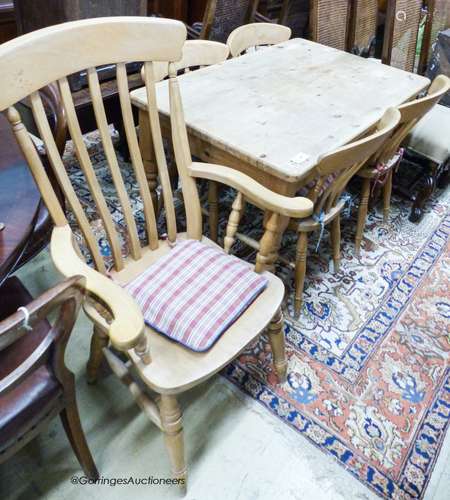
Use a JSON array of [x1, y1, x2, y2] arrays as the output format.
[[310, 0, 350, 51], [383, 0, 422, 72], [208, 0, 254, 43], [348, 0, 378, 55], [427, 0, 450, 60]]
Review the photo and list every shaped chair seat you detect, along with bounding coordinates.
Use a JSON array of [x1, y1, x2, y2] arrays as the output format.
[[406, 104, 450, 165], [109, 236, 284, 394]]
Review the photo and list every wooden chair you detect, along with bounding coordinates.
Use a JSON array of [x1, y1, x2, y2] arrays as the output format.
[[347, 0, 379, 56], [310, 0, 351, 51], [0, 275, 98, 479], [225, 109, 401, 316], [355, 75, 450, 256], [227, 22, 291, 57], [0, 17, 313, 488], [189, 0, 269, 42]]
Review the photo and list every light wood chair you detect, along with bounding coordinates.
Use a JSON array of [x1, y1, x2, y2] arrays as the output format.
[[354, 75, 450, 256], [224, 108, 401, 316], [142, 39, 230, 82], [227, 22, 291, 57], [0, 17, 313, 488]]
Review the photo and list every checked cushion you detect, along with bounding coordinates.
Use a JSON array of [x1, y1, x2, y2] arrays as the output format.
[[125, 239, 268, 352]]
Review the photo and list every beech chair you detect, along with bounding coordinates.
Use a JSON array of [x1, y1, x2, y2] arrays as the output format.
[[354, 75, 450, 256], [224, 108, 401, 316], [227, 22, 291, 57], [0, 17, 313, 488], [0, 276, 98, 479]]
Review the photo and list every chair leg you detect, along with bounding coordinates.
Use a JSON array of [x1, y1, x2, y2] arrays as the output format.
[[60, 384, 99, 480], [294, 232, 308, 317], [355, 178, 370, 257], [160, 394, 187, 490], [383, 170, 393, 223], [208, 181, 219, 243], [268, 308, 287, 383], [86, 326, 108, 384], [330, 214, 341, 273], [224, 192, 245, 253]]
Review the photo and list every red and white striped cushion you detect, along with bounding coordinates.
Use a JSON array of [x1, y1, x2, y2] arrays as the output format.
[[124, 239, 268, 352]]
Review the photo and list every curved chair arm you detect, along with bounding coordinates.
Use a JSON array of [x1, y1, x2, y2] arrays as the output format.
[[50, 225, 145, 351], [189, 161, 313, 218]]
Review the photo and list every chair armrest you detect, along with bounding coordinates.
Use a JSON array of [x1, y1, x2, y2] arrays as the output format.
[[189, 162, 313, 218], [50, 225, 145, 351]]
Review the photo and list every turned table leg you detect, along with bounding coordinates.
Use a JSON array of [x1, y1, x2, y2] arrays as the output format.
[[139, 109, 159, 212]]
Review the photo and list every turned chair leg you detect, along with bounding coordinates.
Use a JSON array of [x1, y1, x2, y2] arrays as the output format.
[[355, 178, 370, 257], [383, 170, 393, 223], [330, 214, 341, 273], [208, 181, 219, 243], [267, 308, 287, 383], [160, 394, 187, 490], [60, 377, 99, 480], [86, 326, 108, 384], [224, 192, 245, 253], [294, 232, 308, 317]]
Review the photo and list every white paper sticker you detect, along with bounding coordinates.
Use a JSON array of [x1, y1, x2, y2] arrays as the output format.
[[289, 152, 311, 166]]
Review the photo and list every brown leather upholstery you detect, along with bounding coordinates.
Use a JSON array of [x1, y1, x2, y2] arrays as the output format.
[[0, 277, 62, 451], [0, 366, 61, 449]]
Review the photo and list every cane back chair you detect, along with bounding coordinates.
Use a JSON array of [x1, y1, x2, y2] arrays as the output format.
[[0, 275, 98, 479], [382, 0, 422, 72], [224, 108, 401, 316], [227, 22, 291, 57], [347, 0, 379, 56], [354, 75, 450, 256], [190, 0, 268, 42], [0, 17, 313, 487]]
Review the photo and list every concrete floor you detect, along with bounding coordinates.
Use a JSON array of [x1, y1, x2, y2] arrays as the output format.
[[1, 249, 450, 500]]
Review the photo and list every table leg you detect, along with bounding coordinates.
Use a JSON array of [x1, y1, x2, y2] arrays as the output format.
[[138, 109, 158, 211], [255, 212, 289, 273], [208, 181, 219, 242]]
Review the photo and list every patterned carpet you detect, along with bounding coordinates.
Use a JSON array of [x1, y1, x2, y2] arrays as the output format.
[[65, 132, 449, 499]]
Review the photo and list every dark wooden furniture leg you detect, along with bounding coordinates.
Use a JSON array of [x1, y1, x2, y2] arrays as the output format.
[[0, 276, 99, 479]]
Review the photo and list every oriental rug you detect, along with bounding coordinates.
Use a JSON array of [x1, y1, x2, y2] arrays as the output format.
[[64, 132, 450, 499]]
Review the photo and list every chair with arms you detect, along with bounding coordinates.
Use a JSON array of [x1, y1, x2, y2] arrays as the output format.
[[227, 22, 291, 57], [0, 275, 98, 479], [224, 108, 401, 316], [0, 17, 313, 488], [354, 75, 450, 256]]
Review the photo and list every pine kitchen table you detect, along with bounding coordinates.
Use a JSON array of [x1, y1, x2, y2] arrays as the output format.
[[130, 38, 430, 240]]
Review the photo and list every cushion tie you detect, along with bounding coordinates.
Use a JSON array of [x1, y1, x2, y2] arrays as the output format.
[[371, 147, 405, 196], [312, 211, 326, 253]]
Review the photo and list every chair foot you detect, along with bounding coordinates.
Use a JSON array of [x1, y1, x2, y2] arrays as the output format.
[[60, 394, 99, 480], [160, 395, 187, 490], [268, 309, 287, 383], [355, 178, 370, 256], [330, 214, 341, 273], [294, 232, 308, 317], [86, 326, 108, 384]]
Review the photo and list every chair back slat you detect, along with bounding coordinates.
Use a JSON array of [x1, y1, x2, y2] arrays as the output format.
[[29, 91, 107, 273], [374, 75, 450, 165], [143, 61, 177, 243], [312, 107, 401, 215], [168, 64, 203, 240], [116, 62, 159, 251], [58, 76, 124, 271], [6, 106, 68, 228], [86, 67, 142, 262]]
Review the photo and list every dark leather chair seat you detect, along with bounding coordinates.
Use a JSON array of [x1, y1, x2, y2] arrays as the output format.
[[0, 277, 62, 451]]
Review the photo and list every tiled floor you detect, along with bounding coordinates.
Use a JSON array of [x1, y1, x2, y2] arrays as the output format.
[[1, 249, 449, 500]]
